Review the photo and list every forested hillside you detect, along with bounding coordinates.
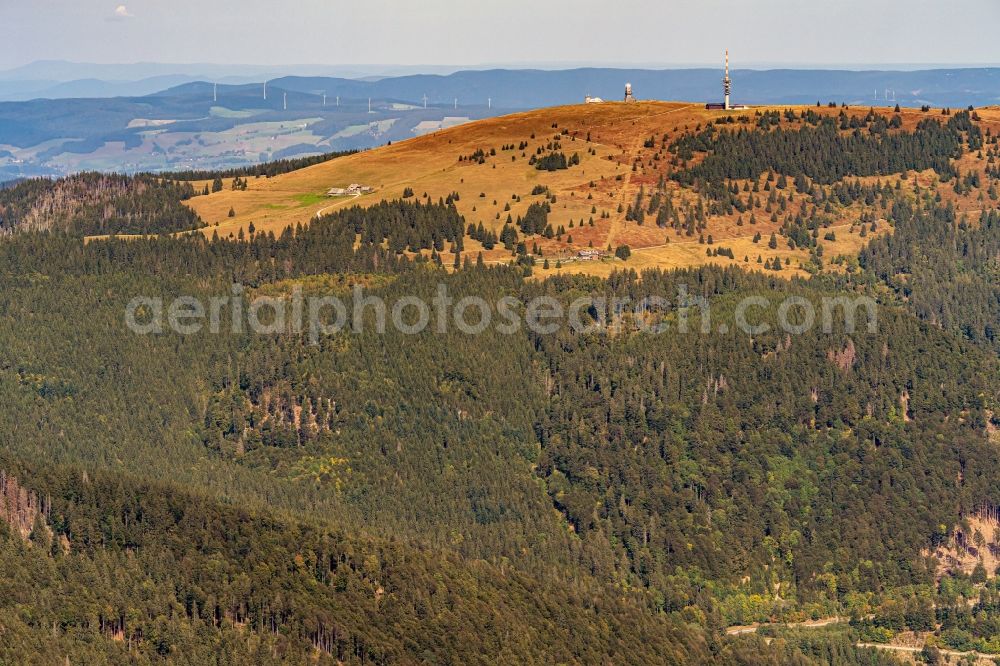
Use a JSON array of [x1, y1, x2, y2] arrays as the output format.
[[671, 110, 973, 187], [861, 200, 1000, 353], [165, 149, 357, 181], [0, 456, 712, 664], [0, 172, 203, 235], [533, 267, 997, 614], [0, 105, 999, 663]]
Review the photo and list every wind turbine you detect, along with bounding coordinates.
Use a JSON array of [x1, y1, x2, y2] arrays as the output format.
[[263, 80, 267, 101], [213, 83, 217, 103], [422, 94, 428, 109], [488, 97, 492, 110], [283, 92, 287, 111]]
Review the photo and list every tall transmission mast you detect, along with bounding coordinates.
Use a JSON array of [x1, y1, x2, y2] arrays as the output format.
[[723, 50, 732, 111]]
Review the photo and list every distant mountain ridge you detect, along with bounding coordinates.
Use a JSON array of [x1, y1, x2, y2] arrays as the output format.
[[1, 65, 998, 181], [265, 66, 1000, 108], [3, 62, 998, 105], [0, 60, 468, 101]]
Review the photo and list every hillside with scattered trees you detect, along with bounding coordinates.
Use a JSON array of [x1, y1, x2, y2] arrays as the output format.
[[0, 103, 999, 663], [0, 172, 204, 235]]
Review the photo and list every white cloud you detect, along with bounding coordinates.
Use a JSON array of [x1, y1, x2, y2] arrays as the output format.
[[113, 5, 133, 19]]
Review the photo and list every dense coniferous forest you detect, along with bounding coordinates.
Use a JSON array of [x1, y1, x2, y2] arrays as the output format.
[[0, 454, 712, 664], [0, 109, 999, 664], [0, 172, 203, 235], [671, 112, 973, 187], [861, 200, 1000, 353], [531, 267, 998, 612]]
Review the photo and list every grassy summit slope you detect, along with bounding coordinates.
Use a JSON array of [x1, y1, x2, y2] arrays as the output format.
[[187, 102, 1000, 276]]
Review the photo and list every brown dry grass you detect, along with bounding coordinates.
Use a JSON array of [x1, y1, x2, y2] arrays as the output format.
[[180, 102, 1000, 277]]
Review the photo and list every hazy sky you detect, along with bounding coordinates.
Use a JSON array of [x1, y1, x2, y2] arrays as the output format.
[[2, 0, 999, 70]]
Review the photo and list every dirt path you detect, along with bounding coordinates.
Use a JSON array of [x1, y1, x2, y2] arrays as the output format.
[[858, 641, 1000, 660], [725, 616, 846, 636], [725, 620, 1000, 661], [314, 193, 369, 219]]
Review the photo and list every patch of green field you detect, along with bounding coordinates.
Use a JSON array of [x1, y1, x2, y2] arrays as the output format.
[[209, 106, 264, 119], [332, 124, 371, 139], [294, 193, 326, 207]]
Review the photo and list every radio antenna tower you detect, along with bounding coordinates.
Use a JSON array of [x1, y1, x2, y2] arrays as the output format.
[[723, 50, 732, 110]]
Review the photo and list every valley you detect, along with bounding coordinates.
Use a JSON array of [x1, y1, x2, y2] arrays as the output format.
[[1, 69, 1000, 666]]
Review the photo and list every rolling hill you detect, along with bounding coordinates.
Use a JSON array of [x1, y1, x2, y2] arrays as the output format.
[[0, 88, 999, 663], [186, 100, 1000, 277], [2, 66, 998, 182]]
